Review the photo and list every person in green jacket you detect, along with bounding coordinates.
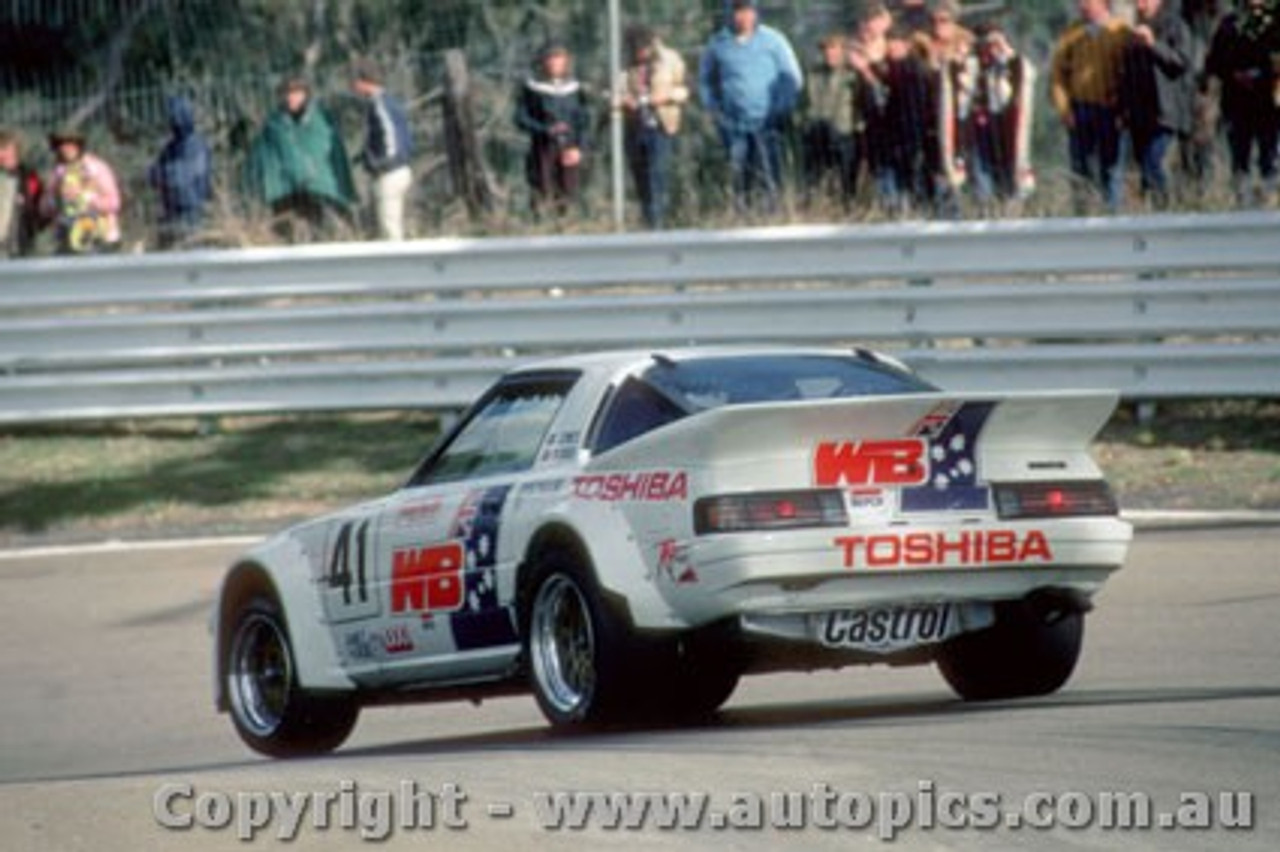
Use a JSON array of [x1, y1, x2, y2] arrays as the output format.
[[245, 77, 356, 242], [800, 32, 861, 211]]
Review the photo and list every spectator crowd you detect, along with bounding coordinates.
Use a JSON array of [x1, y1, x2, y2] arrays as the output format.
[[2, 0, 1279, 256]]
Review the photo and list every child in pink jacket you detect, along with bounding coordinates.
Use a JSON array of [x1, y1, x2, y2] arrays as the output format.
[[43, 128, 122, 253]]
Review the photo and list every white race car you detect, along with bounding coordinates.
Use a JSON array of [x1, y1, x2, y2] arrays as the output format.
[[213, 348, 1131, 756]]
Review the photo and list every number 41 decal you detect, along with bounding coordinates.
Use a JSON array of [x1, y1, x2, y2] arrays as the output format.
[[324, 519, 380, 622]]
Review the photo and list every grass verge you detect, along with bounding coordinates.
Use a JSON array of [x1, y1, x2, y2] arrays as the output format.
[[1, 401, 1277, 547]]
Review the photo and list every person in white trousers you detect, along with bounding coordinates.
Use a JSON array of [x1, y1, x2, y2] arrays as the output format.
[[351, 58, 414, 240]]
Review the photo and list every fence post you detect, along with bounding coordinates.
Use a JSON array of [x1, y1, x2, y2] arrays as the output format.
[[442, 49, 491, 221], [608, 0, 626, 232]]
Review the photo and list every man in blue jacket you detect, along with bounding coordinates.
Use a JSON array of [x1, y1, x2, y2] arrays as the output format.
[[149, 96, 212, 249], [351, 58, 414, 240], [699, 0, 803, 216]]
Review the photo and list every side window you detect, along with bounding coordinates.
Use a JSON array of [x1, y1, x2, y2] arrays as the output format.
[[413, 376, 575, 486], [593, 377, 687, 455]]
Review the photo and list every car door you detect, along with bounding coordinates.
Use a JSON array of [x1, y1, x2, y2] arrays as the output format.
[[333, 372, 580, 687]]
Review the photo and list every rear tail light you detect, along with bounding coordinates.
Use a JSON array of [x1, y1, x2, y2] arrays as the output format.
[[994, 481, 1119, 520], [694, 490, 847, 535]]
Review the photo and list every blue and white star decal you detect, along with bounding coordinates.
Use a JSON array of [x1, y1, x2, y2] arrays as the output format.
[[447, 484, 519, 650], [900, 402, 995, 512]]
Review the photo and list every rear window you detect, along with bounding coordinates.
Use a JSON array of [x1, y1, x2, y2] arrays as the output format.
[[592, 354, 933, 454]]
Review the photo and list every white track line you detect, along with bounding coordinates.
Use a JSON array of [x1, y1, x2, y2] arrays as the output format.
[[0, 535, 262, 562]]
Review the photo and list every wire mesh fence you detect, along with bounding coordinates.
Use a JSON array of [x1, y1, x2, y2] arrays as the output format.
[[0, 0, 1264, 252]]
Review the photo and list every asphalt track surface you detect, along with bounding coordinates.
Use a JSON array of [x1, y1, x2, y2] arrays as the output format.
[[0, 526, 1276, 851]]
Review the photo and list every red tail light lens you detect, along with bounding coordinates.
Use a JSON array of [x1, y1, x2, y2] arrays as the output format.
[[994, 481, 1119, 520], [695, 490, 847, 535]]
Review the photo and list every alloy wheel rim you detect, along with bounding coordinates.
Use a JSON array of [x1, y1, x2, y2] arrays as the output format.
[[228, 613, 293, 737], [530, 575, 597, 716]]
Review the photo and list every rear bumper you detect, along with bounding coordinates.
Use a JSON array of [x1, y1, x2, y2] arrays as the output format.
[[663, 517, 1131, 626]]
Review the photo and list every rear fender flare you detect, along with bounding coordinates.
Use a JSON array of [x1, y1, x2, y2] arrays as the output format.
[[519, 511, 683, 631]]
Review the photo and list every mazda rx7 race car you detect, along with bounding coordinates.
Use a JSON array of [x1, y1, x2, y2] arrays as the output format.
[[214, 348, 1132, 756]]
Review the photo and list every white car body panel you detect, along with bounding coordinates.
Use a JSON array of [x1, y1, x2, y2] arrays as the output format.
[[213, 347, 1133, 707]]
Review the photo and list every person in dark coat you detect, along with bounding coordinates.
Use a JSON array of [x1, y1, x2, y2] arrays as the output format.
[[0, 128, 43, 258], [515, 43, 591, 219], [1178, 0, 1226, 192], [967, 23, 1038, 210], [1120, 0, 1194, 206], [1205, 0, 1280, 204], [149, 96, 213, 248], [851, 6, 932, 215]]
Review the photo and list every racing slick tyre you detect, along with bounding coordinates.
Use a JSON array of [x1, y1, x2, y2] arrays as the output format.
[[225, 595, 359, 758], [663, 658, 741, 721], [936, 599, 1084, 702], [655, 630, 743, 721], [524, 553, 641, 728]]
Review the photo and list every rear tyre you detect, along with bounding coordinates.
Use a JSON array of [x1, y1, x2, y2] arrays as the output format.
[[936, 600, 1084, 702], [652, 631, 742, 721], [665, 656, 741, 720], [225, 595, 358, 757], [524, 554, 638, 727]]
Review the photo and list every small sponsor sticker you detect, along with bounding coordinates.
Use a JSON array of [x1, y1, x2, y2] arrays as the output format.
[[392, 497, 444, 527], [655, 538, 698, 585]]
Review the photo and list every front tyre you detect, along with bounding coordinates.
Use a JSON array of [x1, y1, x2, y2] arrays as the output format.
[[525, 555, 636, 727], [225, 596, 358, 757], [937, 600, 1083, 702]]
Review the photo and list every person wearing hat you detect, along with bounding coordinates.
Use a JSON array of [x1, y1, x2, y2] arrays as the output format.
[[0, 128, 43, 258], [244, 77, 357, 243], [515, 42, 591, 219], [41, 128, 122, 254], [350, 57, 414, 240], [698, 0, 804, 216], [618, 24, 689, 228]]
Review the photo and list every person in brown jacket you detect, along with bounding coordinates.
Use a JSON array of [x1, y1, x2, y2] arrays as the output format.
[[1052, 0, 1132, 211], [619, 25, 689, 229]]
